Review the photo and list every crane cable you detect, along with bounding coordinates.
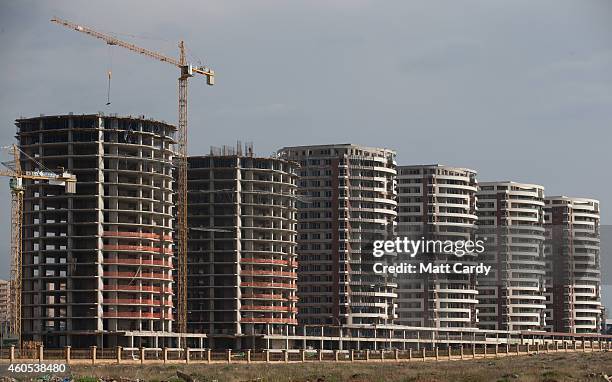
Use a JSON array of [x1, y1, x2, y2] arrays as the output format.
[[106, 44, 113, 106]]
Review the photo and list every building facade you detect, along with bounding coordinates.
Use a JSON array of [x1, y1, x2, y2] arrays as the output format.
[[17, 114, 175, 348], [0, 279, 9, 324], [186, 152, 298, 349], [396, 165, 479, 328], [544, 196, 602, 333], [278, 144, 397, 326], [476, 182, 547, 331]]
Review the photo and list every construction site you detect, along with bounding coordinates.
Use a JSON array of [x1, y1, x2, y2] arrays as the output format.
[[0, 15, 608, 364]]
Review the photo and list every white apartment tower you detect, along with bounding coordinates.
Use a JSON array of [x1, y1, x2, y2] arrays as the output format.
[[544, 196, 602, 333], [476, 182, 547, 331], [396, 165, 479, 328]]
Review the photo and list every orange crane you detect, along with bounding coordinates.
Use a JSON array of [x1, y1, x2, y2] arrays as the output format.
[[1, 144, 76, 347], [51, 16, 215, 334]]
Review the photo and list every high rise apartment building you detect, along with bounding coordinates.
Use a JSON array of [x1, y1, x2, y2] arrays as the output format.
[[544, 196, 602, 333], [396, 165, 479, 328], [17, 114, 175, 348], [476, 182, 547, 331], [186, 152, 298, 348], [279, 144, 397, 326]]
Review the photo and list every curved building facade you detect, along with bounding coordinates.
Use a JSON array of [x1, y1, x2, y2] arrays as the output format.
[[476, 181, 546, 331], [544, 196, 602, 333], [279, 144, 397, 326], [186, 153, 298, 349], [17, 113, 175, 348], [396, 165, 479, 328]]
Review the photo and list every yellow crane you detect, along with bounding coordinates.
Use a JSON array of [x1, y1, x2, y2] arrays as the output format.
[[51, 16, 215, 333], [2, 144, 76, 347]]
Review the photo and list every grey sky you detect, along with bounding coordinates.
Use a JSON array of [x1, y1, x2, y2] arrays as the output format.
[[1, 0, 611, 305]]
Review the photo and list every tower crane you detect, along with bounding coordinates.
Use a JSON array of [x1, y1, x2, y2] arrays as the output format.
[[51, 16, 215, 334], [2, 144, 76, 347]]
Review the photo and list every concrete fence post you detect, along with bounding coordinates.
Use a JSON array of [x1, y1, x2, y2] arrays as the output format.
[[185, 348, 190, 364], [227, 349, 232, 363], [516, 344, 520, 355], [494, 344, 498, 357], [207, 349, 212, 363], [90, 346, 97, 365], [527, 343, 530, 353], [300, 349, 305, 363], [422, 348, 426, 361], [162, 347, 167, 364], [65, 346, 71, 365], [435, 346, 439, 361], [505, 343, 509, 355], [318, 349, 323, 362], [283, 350, 288, 363], [334, 350, 339, 362], [350, 349, 355, 362], [9, 346, 14, 363], [365, 349, 370, 361], [116, 346, 122, 364], [555, 342, 559, 352], [394, 348, 399, 361], [472, 344, 476, 359], [247, 349, 252, 363], [583, 341, 587, 353], [448, 346, 452, 360], [408, 348, 412, 361], [546, 342, 550, 353], [140, 347, 145, 364], [483, 344, 487, 358], [460, 345, 464, 360], [564, 342, 568, 352], [265, 350, 270, 363], [380, 350, 384, 361], [38, 345, 44, 362]]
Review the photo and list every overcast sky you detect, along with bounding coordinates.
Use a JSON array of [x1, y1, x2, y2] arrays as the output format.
[[1, 0, 611, 305]]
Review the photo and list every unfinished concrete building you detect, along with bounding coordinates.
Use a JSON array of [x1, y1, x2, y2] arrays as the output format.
[[186, 149, 298, 349], [0, 279, 9, 324], [278, 144, 397, 326], [396, 165, 479, 328], [476, 182, 547, 331], [17, 113, 175, 348], [544, 196, 602, 333]]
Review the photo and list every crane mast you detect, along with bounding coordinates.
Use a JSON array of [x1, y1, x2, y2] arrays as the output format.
[[51, 17, 215, 334]]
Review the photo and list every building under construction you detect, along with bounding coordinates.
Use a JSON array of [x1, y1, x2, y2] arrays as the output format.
[[17, 113, 176, 348], [544, 196, 602, 333], [186, 147, 299, 349]]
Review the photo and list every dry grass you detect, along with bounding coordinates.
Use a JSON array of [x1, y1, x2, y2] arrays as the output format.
[[69, 352, 612, 382]]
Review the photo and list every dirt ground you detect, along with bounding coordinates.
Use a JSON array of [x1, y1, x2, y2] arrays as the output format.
[[66, 351, 612, 382]]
